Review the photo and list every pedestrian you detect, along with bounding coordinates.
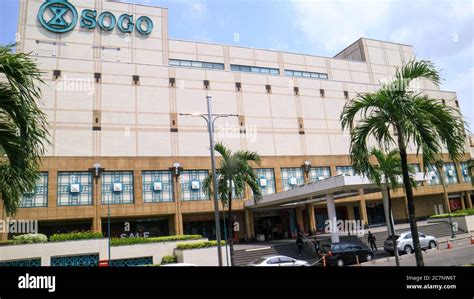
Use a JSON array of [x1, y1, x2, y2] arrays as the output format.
[[368, 231, 377, 251], [296, 233, 303, 256]]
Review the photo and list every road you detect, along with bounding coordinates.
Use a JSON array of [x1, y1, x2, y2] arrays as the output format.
[[363, 239, 474, 266]]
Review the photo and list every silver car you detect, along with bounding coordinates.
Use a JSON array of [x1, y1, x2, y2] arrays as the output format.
[[248, 255, 310, 267], [384, 232, 438, 254]]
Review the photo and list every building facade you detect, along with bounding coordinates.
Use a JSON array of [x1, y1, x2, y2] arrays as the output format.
[[3, 0, 472, 241]]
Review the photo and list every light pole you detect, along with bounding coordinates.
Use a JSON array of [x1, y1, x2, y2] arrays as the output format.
[[89, 163, 108, 262], [180, 95, 238, 267]]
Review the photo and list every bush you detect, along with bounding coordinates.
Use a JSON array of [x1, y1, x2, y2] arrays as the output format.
[[176, 240, 225, 250], [12, 233, 48, 244], [429, 208, 474, 219], [110, 235, 202, 247], [49, 231, 103, 242], [161, 255, 177, 265], [0, 240, 14, 246]]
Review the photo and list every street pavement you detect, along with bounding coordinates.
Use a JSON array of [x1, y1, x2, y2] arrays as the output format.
[[362, 237, 474, 266]]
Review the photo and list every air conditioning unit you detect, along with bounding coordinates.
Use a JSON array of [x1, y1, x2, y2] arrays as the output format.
[[463, 169, 468, 176], [153, 182, 162, 191], [70, 183, 81, 193], [288, 177, 298, 186], [191, 181, 200, 190], [318, 176, 325, 181], [113, 182, 123, 192], [259, 178, 267, 187], [447, 170, 454, 177]]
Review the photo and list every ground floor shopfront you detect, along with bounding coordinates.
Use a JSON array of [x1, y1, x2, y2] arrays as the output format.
[[1, 156, 472, 241]]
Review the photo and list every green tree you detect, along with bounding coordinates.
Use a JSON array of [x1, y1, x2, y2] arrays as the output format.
[[341, 59, 467, 266], [0, 44, 49, 216], [203, 143, 262, 266], [364, 148, 416, 266]]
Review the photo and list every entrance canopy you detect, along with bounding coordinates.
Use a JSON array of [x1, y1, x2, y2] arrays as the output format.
[[245, 173, 427, 210]]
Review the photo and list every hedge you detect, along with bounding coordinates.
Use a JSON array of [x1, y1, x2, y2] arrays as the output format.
[[110, 235, 203, 247], [13, 233, 48, 244], [176, 240, 226, 250], [161, 255, 177, 264], [0, 240, 13, 246], [429, 208, 474, 219], [50, 231, 104, 242]]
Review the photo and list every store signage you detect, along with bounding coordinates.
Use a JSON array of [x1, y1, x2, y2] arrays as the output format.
[[38, 0, 153, 35]]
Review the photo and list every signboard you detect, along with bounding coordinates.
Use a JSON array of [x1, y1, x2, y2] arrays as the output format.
[[38, 0, 153, 35]]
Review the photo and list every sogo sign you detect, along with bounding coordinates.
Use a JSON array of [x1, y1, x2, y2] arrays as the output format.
[[38, 0, 153, 35]]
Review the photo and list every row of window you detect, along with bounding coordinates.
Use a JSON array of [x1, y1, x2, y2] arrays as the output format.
[[169, 59, 329, 79], [20, 163, 471, 208], [285, 69, 328, 80]]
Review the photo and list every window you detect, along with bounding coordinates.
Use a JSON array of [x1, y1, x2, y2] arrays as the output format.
[[169, 59, 224, 70], [266, 84, 272, 93], [255, 168, 276, 196], [169, 78, 176, 87], [142, 171, 173, 203], [230, 64, 279, 75], [320, 89, 325, 97], [285, 69, 328, 80], [101, 171, 134, 204], [268, 258, 280, 265], [94, 73, 101, 83], [20, 172, 48, 208], [294, 87, 299, 95], [426, 164, 440, 186], [57, 172, 93, 206], [443, 162, 459, 184], [204, 80, 210, 89], [336, 166, 354, 176], [53, 70, 61, 80], [180, 170, 209, 201], [132, 75, 139, 85], [308, 167, 331, 182], [343, 91, 349, 99], [281, 168, 305, 191], [405, 234, 412, 239], [279, 257, 294, 264], [409, 163, 421, 173], [460, 162, 471, 183], [235, 82, 242, 91]]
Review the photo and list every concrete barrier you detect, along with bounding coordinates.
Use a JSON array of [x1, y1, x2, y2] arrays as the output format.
[[175, 246, 231, 266]]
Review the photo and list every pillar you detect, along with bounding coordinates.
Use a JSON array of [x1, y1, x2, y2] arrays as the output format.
[[359, 189, 368, 227], [326, 193, 339, 243], [245, 209, 255, 239], [460, 193, 466, 210], [92, 178, 102, 233], [173, 177, 183, 235], [466, 192, 472, 209], [306, 203, 316, 234], [296, 206, 304, 231]]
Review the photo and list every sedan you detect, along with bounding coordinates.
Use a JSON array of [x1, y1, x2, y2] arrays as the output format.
[[248, 255, 310, 267], [384, 232, 437, 255]]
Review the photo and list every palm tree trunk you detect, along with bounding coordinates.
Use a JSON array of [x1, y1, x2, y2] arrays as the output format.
[[397, 127, 424, 266], [386, 186, 400, 266], [227, 191, 235, 266]]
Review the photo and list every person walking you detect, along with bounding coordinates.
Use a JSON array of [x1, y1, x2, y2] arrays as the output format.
[[296, 233, 303, 256], [368, 231, 377, 251]]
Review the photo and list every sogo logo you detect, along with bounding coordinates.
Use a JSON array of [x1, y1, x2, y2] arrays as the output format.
[[38, 0, 153, 35]]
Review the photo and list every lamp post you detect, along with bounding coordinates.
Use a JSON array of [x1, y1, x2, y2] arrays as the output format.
[[170, 162, 183, 236], [180, 95, 238, 267], [89, 163, 108, 262]]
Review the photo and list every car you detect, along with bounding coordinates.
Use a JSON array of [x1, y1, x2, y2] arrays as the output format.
[[383, 232, 437, 255], [247, 255, 310, 267], [161, 263, 197, 266], [320, 243, 373, 267]]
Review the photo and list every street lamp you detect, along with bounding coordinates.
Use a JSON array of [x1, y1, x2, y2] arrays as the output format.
[[180, 95, 238, 267], [88, 163, 108, 262]]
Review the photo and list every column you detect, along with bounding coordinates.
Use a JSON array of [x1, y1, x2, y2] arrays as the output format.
[[306, 203, 317, 234], [245, 209, 255, 239], [296, 206, 304, 231], [174, 177, 183, 235], [359, 189, 369, 227], [460, 193, 466, 210], [466, 192, 472, 209], [92, 178, 102, 233], [326, 193, 339, 243]]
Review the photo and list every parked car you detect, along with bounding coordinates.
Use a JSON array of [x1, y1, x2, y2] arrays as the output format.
[[161, 263, 197, 266], [320, 243, 373, 267], [248, 255, 310, 267], [383, 232, 437, 255]]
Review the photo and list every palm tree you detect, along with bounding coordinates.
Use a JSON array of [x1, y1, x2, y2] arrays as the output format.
[[0, 44, 49, 216], [341, 59, 467, 266], [203, 143, 262, 266], [364, 148, 416, 266]]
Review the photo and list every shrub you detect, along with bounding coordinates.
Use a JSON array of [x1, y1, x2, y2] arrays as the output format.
[[429, 208, 474, 219], [161, 255, 177, 265], [0, 240, 13, 246], [110, 235, 202, 247], [12, 233, 48, 244], [50, 231, 103, 242], [176, 240, 225, 250]]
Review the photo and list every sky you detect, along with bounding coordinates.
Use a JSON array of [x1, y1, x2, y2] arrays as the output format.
[[0, 0, 472, 126]]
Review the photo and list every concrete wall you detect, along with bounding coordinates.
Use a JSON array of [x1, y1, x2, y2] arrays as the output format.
[[175, 246, 231, 266]]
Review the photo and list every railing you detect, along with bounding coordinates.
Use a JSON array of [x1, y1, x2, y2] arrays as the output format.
[[298, 232, 318, 256]]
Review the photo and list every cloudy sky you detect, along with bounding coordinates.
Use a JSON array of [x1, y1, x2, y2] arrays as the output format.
[[1, 0, 472, 125]]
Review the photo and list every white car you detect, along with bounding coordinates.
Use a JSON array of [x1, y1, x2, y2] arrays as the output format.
[[161, 263, 197, 266], [384, 231, 438, 254], [248, 255, 310, 267]]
